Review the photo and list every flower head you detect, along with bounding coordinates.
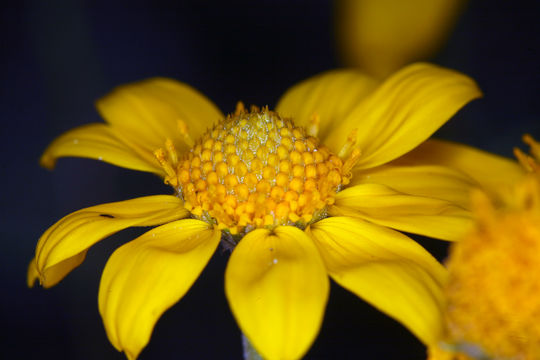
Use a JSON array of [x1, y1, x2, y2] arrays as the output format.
[[28, 63, 520, 359], [426, 136, 540, 360], [431, 177, 540, 360]]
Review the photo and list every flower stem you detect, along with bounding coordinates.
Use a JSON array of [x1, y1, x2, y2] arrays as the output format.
[[242, 333, 263, 360]]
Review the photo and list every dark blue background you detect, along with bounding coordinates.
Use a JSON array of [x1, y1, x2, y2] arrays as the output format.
[[1, 1, 538, 359]]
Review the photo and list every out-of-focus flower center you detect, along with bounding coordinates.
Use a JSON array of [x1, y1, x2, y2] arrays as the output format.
[[155, 105, 357, 235]]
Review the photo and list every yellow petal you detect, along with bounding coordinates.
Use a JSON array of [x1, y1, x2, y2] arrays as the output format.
[[392, 138, 526, 197], [331, 181, 473, 241], [98, 219, 220, 360], [40, 123, 163, 175], [336, 0, 466, 78], [96, 77, 223, 155], [275, 69, 379, 139], [225, 226, 329, 360], [32, 195, 188, 288], [307, 216, 447, 345], [350, 164, 477, 209], [325, 63, 482, 169]]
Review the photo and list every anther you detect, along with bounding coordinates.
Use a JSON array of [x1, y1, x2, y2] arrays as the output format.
[[165, 138, 178, 165], [342, 148, 361, 181]]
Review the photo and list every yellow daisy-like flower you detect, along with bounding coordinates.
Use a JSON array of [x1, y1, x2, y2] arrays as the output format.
[[28, 63, 523, 360], [411, 136, 540, 360], [428, 176, 540, 360]]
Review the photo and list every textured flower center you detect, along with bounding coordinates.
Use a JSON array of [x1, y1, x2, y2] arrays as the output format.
[[156, 105, 356, 235]]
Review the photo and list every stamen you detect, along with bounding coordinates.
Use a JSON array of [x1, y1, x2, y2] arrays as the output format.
[[165, 138, 178, 165], [307, 113, 320, 137], [338, 128, 358, 159], [341, 148, 361, 185], [177, 119, 194, 148], [154, 148, 178, 187]]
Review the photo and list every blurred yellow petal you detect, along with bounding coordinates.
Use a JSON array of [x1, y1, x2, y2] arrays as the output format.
[[98, 219, 220, 360], [40, 123, 163, 175], [336, 0, 466, 78], [32, 195, 188, 288], [225, 227, 329, 360], [275, 69, 378, 139], [325, 63, 482, 169], [307, 216, 447, 345], [96, 77, 224, 155], [331, 181, 473, 241], [392, 139, 526, 196]]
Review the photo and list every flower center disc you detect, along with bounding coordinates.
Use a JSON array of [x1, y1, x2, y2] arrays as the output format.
[[169, 107, 347, 235]]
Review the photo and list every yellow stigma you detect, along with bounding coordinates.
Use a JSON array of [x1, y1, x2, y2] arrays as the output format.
[[156, 105, 354, 235], [441, 177, 540, 360]]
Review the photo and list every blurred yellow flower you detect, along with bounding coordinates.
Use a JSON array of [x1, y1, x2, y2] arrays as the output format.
[[28, 63, 522, 360], [421, 136, 540, 359], [336, 0, 467, 78]]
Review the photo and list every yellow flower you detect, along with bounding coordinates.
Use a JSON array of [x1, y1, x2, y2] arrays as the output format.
[[28, 63, 522, 360], [420, 136, 540, 360], [336, 0, 467, 78], [429, 178, 540, 360]]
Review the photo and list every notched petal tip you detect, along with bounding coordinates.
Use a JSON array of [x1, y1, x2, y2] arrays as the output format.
[[27, 258, 40, 288], [225, 227, 329, 360], [33, 195, 187, 289]]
